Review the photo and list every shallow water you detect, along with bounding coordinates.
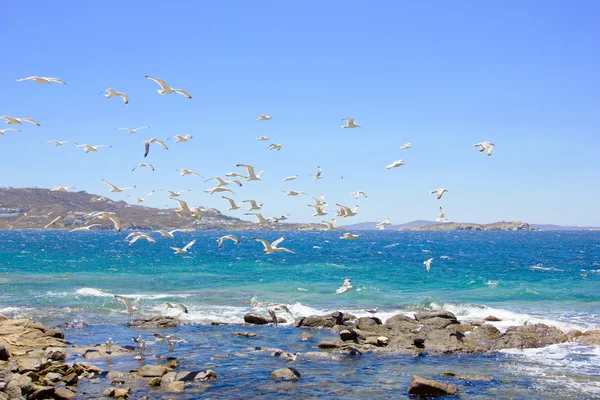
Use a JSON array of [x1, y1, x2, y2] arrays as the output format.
[[1, 230, 599, 398]]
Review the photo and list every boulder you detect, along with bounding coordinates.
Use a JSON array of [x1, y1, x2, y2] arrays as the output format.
[[339, 330, 357, 342], [495, 324, 568, 349], [232, 332, 258, 338], [302, 352, 341, 361], [160, 371, 177, 387], [0, 319, 65, 351], [105, 370, 126, 380], [113, 388, 131, 398], [190, 370, 217, 381], [0, 314, 7, 322], [28, 386, 55, 400], [574, 330, 600, 346], [0, 345, 9, 361], [300, 332, 313, 341], [4, 374, 33, 398], [566, 329, 583, 340], [17, 358, 45, 373], [167, 381, 185, 392], [377, 336, 389, 346], [44, 347, 66, 361], [317, 340, 342, 349], [138, 365, 168, 378], [407, 375, 458, 397], [148, 377, 161, 387], [271, 351, 297, 361], [422, 317, 459, 330], [127, 316, 181, 329], [62, 372, 79, 386], [270, 367, 303, 381], [414, 311, 457, 322], [243, 313, 269, 325], [53, 388, 77, 400], [356, 317, 382, 330], [484, 315, 502, 322], [0, 368, 14, 384], [44, 329, 64, 339], [42, 372, 63, 385], [295, 312, 356, 328]]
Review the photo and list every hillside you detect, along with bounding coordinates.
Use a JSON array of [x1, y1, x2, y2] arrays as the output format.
[[0, 188, 321, 231], [406, 221, 537, 231], [342, 220, 442, 230]]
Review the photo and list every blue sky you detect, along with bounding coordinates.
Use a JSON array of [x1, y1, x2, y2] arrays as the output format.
[[1, 1, 599, 226]]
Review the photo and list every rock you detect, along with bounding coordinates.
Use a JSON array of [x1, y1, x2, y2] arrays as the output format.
[[300, 332, 313, 341], [0, 314, 7, 322], [295, 312, 356, 328], [484, 315, 502, 322], [191, 370, 217, 381], [302, 352, 341, 361], [407, 375, 458, 397], [0, 345, 9, 361], [414, 311, 457, 322], [495, 324, 568, 349], [102, 388, 116, 396], [43, 372, 63, 385], [377, 336, 389, 346], [148, 377, 161, 387], [386, 314, 417, 324], [161, 371, 177, 387], [471, 320, 485, 326], [243, 313, 269, 325], [232, 332, 258, 338], [28, 386, 55, 400], [62, 372, 79, 386], [317, 340, 342, 349], [53, 388, 77, 400], [166, 359, 179, 370], [17, 358, 44, 372], [356, 317, 382, 330], [44, 329, 64, 339], [339, 330, 357, 342], [113, 388, 131, 398], [167, 381, 185, 392], [422, 317, 459, 330], [0, 318, 65, 351], [56, 322, 89, 330], [574, 330, 600, 346], [271, 351, 297, 361], [138, 365, 168, 378], [127, 316, 181, 329], [0, 393, 8, 400], [44, 347, 66, 361], [270, 367, 303, 381], [4, 380, 24, 399], [566, 329, 583, 340], [105, 370, 125, 380], [4, 374, 33, 398], [0, 368, 14, 384]]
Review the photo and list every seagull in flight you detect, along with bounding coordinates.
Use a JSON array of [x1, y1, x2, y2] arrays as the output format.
[[236, 164, 264, 181], [176, 169, 203, 177], [311, 166, 323, 180], [424, 258, 434, 272], [352, 191, 367, 199], [283, 175, 298, 182], [256, 136, 269, 141], [118, 126, 150, 135], [335, 278, 354, 294], [217, 234, 240, 249], [322, 219, 337, 230], [126, 232, 156, 245], [205, 186, 235, 195], [386, 160, 405, 169], [114, 295, 140, 316], [436, 207, 449, 222], [144, 138, 169, 157], [90, 196, 109, 203], [171, 239, 196, 255], [16, 76, 66, 85], [341, 118, 360, 128], [376, 218, 392, 230], [100, 88, 128, 104], [49, 185, 75, 193], [242, 200, 263, 211], [309, 205, 328, 217], [365, 307, 379, 314], [245, 213, 270, 225], [253, 236, 295, 254], [46, 140, 77, 146], [474, 141, 495, 156], [74, 144, 112, 153], [165, 303, 189, 314], [268, 305, 292, 327], [163, 189, 190, 197], [340, 233, 359, 240], [225, 171, 249, 179], [1, 116, 40, 126], [144, 75, 192, 98], [268, 143, 282, 151], [430, 188, 448, 200], [0, 128, 20, 135], [170, 134, 193, 143], [336, 204, 359, 218], [102, 179, 136, 193], [204, 177, 241, 187], [44, 216, 62, 229], [283, 190, 307, 196], [132, 163, 155, 172], [400, 142, 411, 150], [222, 196, 242, 210], [128, 190, 154, 204], [257, 114, 272, 121], [312, 194, 327, 207], [155, 229, 185, 239], [171, 198, 192, 216], [68, 224, 102, 233]]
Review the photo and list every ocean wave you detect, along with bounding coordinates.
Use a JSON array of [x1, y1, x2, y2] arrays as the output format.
[[46, 287, 193, 300], [529, 264, 564, 272]]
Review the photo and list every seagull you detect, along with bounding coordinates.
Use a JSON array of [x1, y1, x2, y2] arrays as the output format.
[[410, 325, 423, 334], [204, 177, 236, 187], [245, 213, 270, 225], [242, 200, 263, 211], [1, 116, 40, 126], [309, 205, 328, 217], [352, 191, 367, 199], [336, 204, 359, 218], [171, 198, 192, 216], [162, 189, 190, 197], [190, 207, 221, 219], [145, 75, 192, 98], [205, 186, 235, 195], [365, 307, 378, 314], [46, 140, 77, 146], [49, 185, 75, 193], [90, 196, 109, 203], [105, 338, 113, 352], [268, 143, 282, 151], [155, 229, 184, 239], [16, 76, 66, 85], [88, 212, 122, 232], [430, 188, 448, 200], [114, 295, 140, 316], [311, 166, 323, 180], [0, 128, 20, 135], [170, 134, 193, 143], [312, 194, 327, 207], [100, 88, 128, 104], [165, 303, 189, 314], [386, 160, 405, 169], [176, 169, 203, 177], [236, 164, 264, 181], [376, 218, 392, 230], [253, 236, 295, 254], [322, 219, 337, 230], [128, 190, 155, 204], [283, 190, 307, 196], [436, 207, 449, 222], [132, 163, 155, 172], [222, 196, 242, 210], [102, 179, 136, 193], [225, 172, 249, 179], [256, 136, 269, 141], [73, 144, 112, 153], [342, 117, 360, 128], [283, 175, 298, 182], [217, 234, 240, 249], [257, 114, 272, 121], [144, 138, 169, 157], [118, 126, 150, 134], [335, 278, 354, 294], [400, 142, 411, 150], [269, 214, 290, 223], [44, 216, 62, 229], [474, 141, 495, 156], [424, 258, 434, 273], [127, 233, 156, 245], [68, 224, 101, 232], [268, 305, 292, 327], [171, 239, 196, 254], [340, 233, 359, 240]]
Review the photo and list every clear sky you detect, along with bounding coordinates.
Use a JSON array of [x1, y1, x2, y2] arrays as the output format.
[[2, 1, 599, 226]]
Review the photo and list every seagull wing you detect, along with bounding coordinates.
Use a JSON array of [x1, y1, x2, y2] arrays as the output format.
[[236, 164, 255, 177], [114, 295, 134, 313], [20, 118, 40, 126], [182, 239, 196, 251], [253, 238, 272, 251], [102, 179, 119, 191], [144, 141, 150, 157], [144, 75, 171, 91], [271, 236, 285, 248], [173, 89, 192, 99]]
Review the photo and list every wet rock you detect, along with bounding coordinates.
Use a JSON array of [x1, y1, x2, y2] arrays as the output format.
[[339, 330, 357, 342], [300, 332, 313, 341], [44, 347, 66, 361], [192, 370, 217, 381], [495, 324, 568, 349], [42, 372, 63, 385], [295, 312, 356, 328], [302, 351, 341, 361], [414, 311, 457, 322], [471, 320, 485, 326], [28, 386, 55, 400], [113, 388, 131, 398], [566, 329, 583, 340], [62, 372, 79, 386], [484, 315, 502, 322], [166, 359, 179, 370], [270, 367, 303, 381], [127, 316, 181, 329], [53, 387, 77, 400], [148, 377, 161, 387], [317, 340, 342, 349], [232, 332, 259, 338], [407, 375, 458, 397], [138, 365, 168, 378], [0, 318, 65, 351], [160, 371, 177, 387], [0, 345, 9, 361], [243, 313, 270, 325], [271, 351, 298, 361], [167, 381, 185, 392], [574, 330, 600, 346]]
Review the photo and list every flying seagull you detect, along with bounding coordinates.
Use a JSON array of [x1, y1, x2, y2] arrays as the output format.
[[424, 258, 434, 273], [341, 117, 360, 128], [267, 143, 282, 151], [0, 128, 21, 135], [436, 207, 449, 222], [245, 213, 270, 225], [340, 232, 359, 240], [118, 126, 150, 134], [1, 116, 40, 126], [242, 200, 263, 211], [100, 88, 128, 104], [222, 196, 242, 210], [46, 140, 77, 146], [144, 75, 192, 98], [170, 134, 193, 143], [256, 136, 269, 141], [283, 175, 298, 182], [128, 190, 155, 204], [176, 168, 203, 177], [132, 163, 155, 172], [430, 188, 448, 200], [162, 189, 190, 197], [114, 295, 140, 316], [236, 164, 264, 181], [165, 303, 189, 314], [268, 305, 292, 327], [253, 236, 295, 254], [322, 219, 337, 230], [102, 179, 136, 192], [400, 142, 411, 150], [144, 138, 169, 157], [376, 218, 392, 230], [352, 191, 367, 199], [16, 76, 66, 85], [257, 114, 272, 121], [171, 239, 196, 254], [474, 141, 495, 156], [386, 160, 405, 169], [311, 166, 323, 180], [217, 234, 240, 249], [73, 144, 112, 153]]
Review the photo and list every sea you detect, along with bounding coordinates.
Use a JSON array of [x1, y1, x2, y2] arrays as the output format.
[[1, 230, 599, 399]]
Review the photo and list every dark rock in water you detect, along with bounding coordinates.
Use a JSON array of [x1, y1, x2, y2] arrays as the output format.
[[408, 375, 458, 397], [484, 315, 502, 322], [244, 313, 269, 325], [0, 344, 9, 361], [339, 329, 358, 342], [495, 324, 568, 349], [54, 387, 77, 400], [44, 329, 65, 339], [414, 311, 457, 322], [347, 348, 363, 356], [270, 367, 303, 381], [295, 312, 356, 328], [232, 332, 259, 338], [413, 338, 425, 349], [211, 322, 229, 326], [317, 340, 342, 349], [127, 316, 181, 329], [300, 332, 313, 341], [45, 346, 67, 361], [62, 372, 79, 386], [57, 321, 89, 330]]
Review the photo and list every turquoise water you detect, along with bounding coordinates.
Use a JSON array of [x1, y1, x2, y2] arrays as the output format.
[[1, 230, 600, 398]]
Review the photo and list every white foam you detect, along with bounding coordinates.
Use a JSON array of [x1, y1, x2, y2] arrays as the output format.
[[47, 287, 193, 300], [529, 264, 564, 272]]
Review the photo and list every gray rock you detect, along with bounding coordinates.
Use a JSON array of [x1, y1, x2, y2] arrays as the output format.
[[575, 330, 600, 346], [17, 358, 45, 373], [495, 324, 568, 349], [0, 392, 8, 400], [232, 332, 259, 338], [113, 387, 131, 398], [42, 372, 62, 385], [422, 317, 459, 330], [44, 329, 64, 339], [28, 386, 55, 400], [105, 370, 125, 380], [44, 347, 66, 361], [138, 365, 168, 378], [243, 313, 269, 325], [160, 371, 177, 387], [127, 316, 181, 329], [3, 379, 24, 399], [4, 374, 33, 398], [300, 332, 313, 341], [407, 375, 458, 397], [0, 345, 9, 361], [53, 387, 77, 400], [191, 370, 217, 381], [414, 311, 457, 322], [484, 315, 502, 322], [302, 352, 341, 361], [356, 317, 382, 330], [0, 368, 13, 383], [386, 314, 417, 324], [62, 372, 79, 386], [167, 381, 185, 392], [270, 367, 303, 381], [295, 312, 356, 328]]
